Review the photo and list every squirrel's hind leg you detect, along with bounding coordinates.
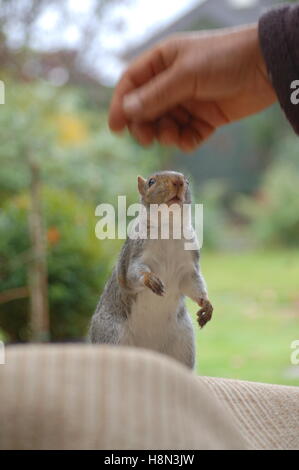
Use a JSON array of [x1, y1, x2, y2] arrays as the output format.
[[165, 309, 195, 369], [89, 309, 125, 345]]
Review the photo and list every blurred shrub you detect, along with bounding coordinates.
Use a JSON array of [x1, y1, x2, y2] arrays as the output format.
[[0, 78, 161, 342], [195, 180, 231, 251], [0, 187, 116, 341], [235, 135, 299, 248], [0, 329, 6, 342]]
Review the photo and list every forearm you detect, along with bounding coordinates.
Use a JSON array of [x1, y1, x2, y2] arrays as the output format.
[[180, 269, 208, 301], [259, 3, 299, 134], [124, 261, 165, 296], [124, 260, 150, 291]]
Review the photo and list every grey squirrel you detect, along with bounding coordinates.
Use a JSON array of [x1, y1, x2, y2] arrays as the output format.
[[89, 171, 213, 369]]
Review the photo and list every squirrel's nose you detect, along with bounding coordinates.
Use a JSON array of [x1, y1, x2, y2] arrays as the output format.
[[172, 178, 184, 188]]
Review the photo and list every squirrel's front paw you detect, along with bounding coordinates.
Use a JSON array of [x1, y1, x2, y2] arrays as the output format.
[[142, 272, 165, 296], [197, 299, 213, 328]]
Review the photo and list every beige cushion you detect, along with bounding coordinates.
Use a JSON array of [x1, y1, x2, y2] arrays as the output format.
[[201, 376, 299, 450], [0, 344, 298, 450]]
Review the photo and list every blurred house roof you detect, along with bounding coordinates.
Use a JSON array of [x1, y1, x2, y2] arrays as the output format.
[[27, 50, 101, 87], [0, 43, 110, 105], [121, 0, 277, 62]]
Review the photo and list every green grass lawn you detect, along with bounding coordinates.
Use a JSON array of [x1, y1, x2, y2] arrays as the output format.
[[188, 250, 299, 386]]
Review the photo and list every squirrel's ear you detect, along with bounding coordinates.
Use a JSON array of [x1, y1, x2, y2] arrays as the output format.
[[137, 176, 146, 195]]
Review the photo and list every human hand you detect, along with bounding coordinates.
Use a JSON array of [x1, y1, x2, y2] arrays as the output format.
[[108, 25, 277, 152]]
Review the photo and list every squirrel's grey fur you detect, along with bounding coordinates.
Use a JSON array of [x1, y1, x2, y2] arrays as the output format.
[[89, 171, 213, 369]]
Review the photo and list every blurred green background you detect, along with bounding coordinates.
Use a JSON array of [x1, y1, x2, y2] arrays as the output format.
[[0, 0, 298, 386]]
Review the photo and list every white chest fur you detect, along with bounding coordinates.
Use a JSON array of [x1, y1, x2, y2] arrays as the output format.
[[125, 238, 195, 350]]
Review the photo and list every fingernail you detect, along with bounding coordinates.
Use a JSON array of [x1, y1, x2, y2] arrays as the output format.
[[123, 93, 142, 115]]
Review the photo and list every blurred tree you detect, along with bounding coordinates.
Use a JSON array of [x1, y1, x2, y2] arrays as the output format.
[[27, 160, 49, 341], [0, 78, 160, 341], [0, 0, 129, 95], [0, 188, 114, 341], [0, 80, 58, 340]]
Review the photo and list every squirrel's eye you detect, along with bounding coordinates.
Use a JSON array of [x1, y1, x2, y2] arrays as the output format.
[[148, 178, 156, 187], [185, 179, 190, 185]]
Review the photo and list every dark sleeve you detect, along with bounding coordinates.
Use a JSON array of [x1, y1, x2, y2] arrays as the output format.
[[258, 3, 299, 134]]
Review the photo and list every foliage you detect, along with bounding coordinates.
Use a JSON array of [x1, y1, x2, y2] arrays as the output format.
[[0, 77, 159, 341], [0, 188, 118, 341], [235, 134, 299, 248], [195, 179, 230, 251]]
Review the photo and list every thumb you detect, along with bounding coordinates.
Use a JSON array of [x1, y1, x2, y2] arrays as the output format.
[[123, 65, 191, 120]]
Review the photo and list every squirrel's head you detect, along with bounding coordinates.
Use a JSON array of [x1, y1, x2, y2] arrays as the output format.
[[137, 171, 191, 207]]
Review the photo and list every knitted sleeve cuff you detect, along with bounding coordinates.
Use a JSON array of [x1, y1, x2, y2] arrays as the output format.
[[258, 4, 299, 134]]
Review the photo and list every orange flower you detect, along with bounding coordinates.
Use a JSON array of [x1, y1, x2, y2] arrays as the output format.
[[47, 227, 60, 245]]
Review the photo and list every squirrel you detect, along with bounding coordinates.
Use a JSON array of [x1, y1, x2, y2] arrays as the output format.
[[89, 171, 213, 369]]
